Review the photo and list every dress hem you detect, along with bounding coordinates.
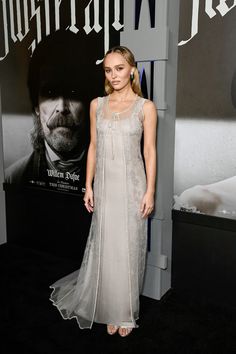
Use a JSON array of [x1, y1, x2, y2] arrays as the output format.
[[49, 285, 139, 329]]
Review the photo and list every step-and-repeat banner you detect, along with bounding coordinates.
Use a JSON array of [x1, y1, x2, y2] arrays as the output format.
[[0, 0, 122, 195], [174, 0, 236, 220]]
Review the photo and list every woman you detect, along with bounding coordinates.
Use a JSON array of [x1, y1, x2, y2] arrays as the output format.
[[50, 46, 157, 337]]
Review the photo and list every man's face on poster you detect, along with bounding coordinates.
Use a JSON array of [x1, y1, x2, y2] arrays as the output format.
[[35, 67, 85, 156]]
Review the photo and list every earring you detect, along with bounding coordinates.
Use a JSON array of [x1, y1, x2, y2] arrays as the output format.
[[130, 71, 134, 81]]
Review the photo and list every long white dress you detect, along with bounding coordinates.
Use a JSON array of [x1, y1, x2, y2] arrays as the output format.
[[50, 95, 148, 329]]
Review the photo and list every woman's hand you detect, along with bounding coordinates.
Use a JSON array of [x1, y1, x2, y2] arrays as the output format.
[[83, 186, 94, 213], [140, 192, 155, 218]]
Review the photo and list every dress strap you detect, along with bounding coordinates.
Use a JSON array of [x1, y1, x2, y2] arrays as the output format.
[[97, 97, 104, 110], [96, 97, 105, 118], [140, 97, 147, 122], [134, 97, 147, 124]]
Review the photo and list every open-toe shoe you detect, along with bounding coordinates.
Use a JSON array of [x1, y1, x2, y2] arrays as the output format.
[[118, 326, 133, 337], [107, 324, 119, 335]]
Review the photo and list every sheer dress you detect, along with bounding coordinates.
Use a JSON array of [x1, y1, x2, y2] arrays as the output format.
[[50, 95, 148, 329]]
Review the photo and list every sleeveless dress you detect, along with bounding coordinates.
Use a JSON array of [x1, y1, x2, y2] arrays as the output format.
[[49, 95, 148, 329]]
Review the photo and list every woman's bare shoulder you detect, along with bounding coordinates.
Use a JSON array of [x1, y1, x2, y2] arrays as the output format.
[[143, 99, 157, 112], [90, 97, 99, 109], [90, 96, 106, 111]]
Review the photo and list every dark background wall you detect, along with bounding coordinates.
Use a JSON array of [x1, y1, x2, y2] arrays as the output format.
[[177, 0, 236, 118]]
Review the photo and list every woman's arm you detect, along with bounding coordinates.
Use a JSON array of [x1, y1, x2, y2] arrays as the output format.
[[140, 100, 158, 218], [83, 98, 98, 212]]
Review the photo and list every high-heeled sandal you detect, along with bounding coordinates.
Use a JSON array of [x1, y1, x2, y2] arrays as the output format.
[[118, 326, 133, 337], [107, 324, 119, 335]]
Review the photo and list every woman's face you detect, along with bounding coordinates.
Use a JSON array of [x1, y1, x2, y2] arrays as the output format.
[[104, 52, 133, 92]]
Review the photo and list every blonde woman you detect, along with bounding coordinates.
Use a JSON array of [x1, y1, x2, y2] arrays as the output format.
[[50, 46, 157, 337]]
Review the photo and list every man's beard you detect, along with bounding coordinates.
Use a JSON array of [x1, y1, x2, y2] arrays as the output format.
[[31, 114, 86, 157], [45, 127, 81, 154]]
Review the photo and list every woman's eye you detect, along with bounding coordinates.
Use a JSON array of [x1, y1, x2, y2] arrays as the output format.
[[117, 67, 123, 71], [105, 69, 110, 73]]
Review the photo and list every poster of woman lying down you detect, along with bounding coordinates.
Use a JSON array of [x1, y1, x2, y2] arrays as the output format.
[[173, 0, 236, 220]]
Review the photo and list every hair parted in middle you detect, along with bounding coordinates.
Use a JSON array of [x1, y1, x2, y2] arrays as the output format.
[[103, 46, 143, 97]]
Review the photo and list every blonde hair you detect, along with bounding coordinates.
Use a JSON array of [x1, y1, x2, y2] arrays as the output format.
[[103, 46, 143, 97]]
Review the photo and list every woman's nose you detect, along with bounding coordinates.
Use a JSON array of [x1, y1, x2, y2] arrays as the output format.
[[111, 70, 116, 79]]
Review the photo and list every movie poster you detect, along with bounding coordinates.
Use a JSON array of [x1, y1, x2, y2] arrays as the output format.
[[174, 0, 236, 220], [0, 0, 122, 195]]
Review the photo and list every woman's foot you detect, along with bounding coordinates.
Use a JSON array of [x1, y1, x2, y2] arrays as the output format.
[[107, 324, 119, 335], [118, 327, 133, 337]]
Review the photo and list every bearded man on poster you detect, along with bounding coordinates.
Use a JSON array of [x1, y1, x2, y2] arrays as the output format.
[[5, 31, 102, 194]]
